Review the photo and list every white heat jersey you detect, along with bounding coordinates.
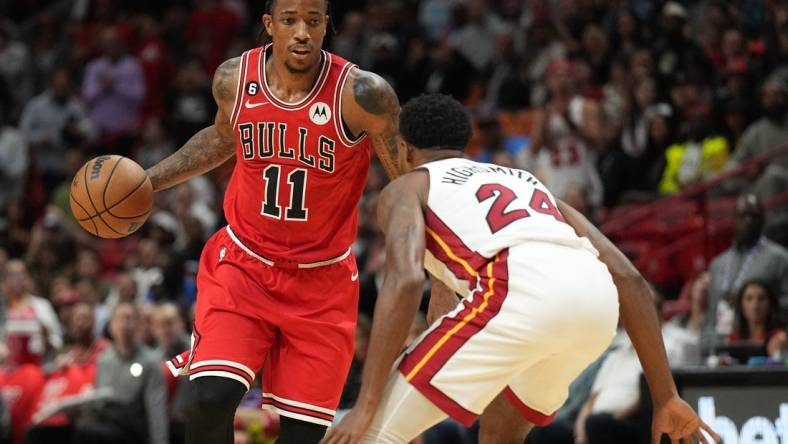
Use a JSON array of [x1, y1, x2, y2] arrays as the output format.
[[421, 158, 596, 295]]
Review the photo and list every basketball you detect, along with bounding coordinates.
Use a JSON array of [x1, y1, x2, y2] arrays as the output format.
[[69, 155, 153, 239]]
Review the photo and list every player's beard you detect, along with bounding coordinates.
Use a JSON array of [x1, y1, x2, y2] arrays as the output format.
[[284, 59, 314, 74]]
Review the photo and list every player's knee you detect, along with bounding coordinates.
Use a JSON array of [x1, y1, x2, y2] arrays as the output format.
[[277, 416, 327, 444], [188, 377, 246, 419], [478, 425, 530, 444]]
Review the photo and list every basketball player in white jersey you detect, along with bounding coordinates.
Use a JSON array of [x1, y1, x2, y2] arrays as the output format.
[[322, 94, 719, 444]]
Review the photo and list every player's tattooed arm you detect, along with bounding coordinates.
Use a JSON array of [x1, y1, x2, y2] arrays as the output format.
[[146, 57, 240, 191], [342, 68, 404, 179]]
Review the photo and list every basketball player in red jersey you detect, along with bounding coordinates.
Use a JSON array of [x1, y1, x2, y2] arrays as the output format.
[[144, 1, 421, 443]]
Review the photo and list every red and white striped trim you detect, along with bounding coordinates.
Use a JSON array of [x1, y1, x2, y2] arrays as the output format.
[[333, 64, 367, 147], [166, 350, 191, 377], [259, 44, 331, 111], [189, 360, 256, 391], [229, 50, 250, 129], [261, 393, 335, 427], [225, 225, 350, 268]]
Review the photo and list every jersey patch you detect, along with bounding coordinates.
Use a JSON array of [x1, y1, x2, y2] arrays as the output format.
[[247, 81, 260, 96], [309, 102, 331, 125]]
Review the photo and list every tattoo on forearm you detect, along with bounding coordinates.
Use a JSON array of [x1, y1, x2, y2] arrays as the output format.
[[147, 126, 234, 191], [371, 126, 402, 179], [353, 72, 403, 178]]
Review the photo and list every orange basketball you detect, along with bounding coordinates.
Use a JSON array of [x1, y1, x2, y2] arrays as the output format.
[[69, 155, 153, 238]]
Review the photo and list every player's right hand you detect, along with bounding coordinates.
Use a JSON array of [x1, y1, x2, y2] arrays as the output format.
[[651, 396, 720, 444], [321, 405, 374, 444]]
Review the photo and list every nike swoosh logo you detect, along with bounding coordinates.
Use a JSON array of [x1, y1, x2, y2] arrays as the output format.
[[245, 100, 268, 109], [351, 272, 359, 282]]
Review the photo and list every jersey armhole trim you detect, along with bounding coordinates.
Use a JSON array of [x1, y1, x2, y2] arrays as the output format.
[[334, 63, 368, 147], [229, 50, 250, 129]]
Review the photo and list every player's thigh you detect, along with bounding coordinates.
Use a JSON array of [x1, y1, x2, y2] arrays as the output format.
[[506, 340, 611, 428], [478, 393, 534, 444], [361, 373, 449, 444], [190, 231, 276, 389], [263, 260, 359, 425]]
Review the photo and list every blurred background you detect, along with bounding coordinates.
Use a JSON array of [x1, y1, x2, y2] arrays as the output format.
[[0, 0, 787, 443]]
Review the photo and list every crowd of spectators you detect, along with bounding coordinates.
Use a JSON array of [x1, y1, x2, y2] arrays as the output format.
[[0, 0, 787, 443]]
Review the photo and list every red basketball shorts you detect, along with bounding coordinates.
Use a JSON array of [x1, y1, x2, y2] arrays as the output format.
[[167, 226, 359, 426]]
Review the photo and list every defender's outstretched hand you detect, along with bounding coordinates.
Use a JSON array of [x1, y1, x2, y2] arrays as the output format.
[[652, 396, 720, 444], [321, 407, 374, 444]]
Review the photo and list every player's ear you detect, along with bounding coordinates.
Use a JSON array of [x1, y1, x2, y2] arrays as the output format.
[[262, 14, 273, 37], [397, 139, 410, 170]]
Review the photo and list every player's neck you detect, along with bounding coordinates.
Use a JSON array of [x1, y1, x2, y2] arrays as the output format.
[[265, 53, 323, 100], [418, 150, 467, 166]]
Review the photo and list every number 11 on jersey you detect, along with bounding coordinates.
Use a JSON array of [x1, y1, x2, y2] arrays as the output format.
[[261, 165, 309, 221]]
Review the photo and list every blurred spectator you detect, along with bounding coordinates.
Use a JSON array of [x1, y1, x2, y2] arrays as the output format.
[[610, 9, 642, 56], [331, 12, 370, 66], [397, 38, 432, 102], [529, 59, 604, 212], [151, 302, 188, 442], [522, 20, 567, 105], [186, 0, 242, 74], [97, 273, 138, 336], [665, 273, 710, 342], [135, 15, 175, 120], [423, 39, 475, 101], [621, 78, 659, 159], [419, 0, 455, 42], [137, 304, 157, 348], [135, 119, 175, 170], [726, 75, 788, 196], [658, 102, 729, 194], [131, 239, 163, 303], [473, 113, 506, 163], [82, 27, 146, 150], [151, 303, 187, 361], [83, 302, 167, 444], [704, 194, 788, 354], [728, 280, 784, 351], [448, 0, 505, 72], [73, 250, 109, 302], [167, 59, 213, 147], [580, 24, 611, 88], [0, 363, 45, 444], [0, 23, 33, 117], [483, 29, 530, 111], [19, 68, 95, 191], [0, 111, 27, 211], [25, 302, 109, 444], [653, 2, 704, 82], [2, 260, 62, 368]]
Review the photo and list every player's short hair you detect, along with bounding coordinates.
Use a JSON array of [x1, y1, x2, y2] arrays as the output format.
[[400, 94, 472, 151]]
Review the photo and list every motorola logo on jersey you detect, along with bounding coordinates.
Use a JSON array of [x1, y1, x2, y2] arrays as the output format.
[[309, 102, 331, 125], [237, 122, 335, 173]]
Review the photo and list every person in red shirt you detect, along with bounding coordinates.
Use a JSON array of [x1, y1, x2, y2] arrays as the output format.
[[25, 302, 110, 444]]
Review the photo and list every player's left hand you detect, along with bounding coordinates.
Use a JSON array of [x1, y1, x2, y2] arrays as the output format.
[[651, 396, 720, 444], [321, 406, 374, 444]]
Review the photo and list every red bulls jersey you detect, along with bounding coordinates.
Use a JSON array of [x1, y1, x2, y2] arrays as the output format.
[[225, 46, 372, 263]]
